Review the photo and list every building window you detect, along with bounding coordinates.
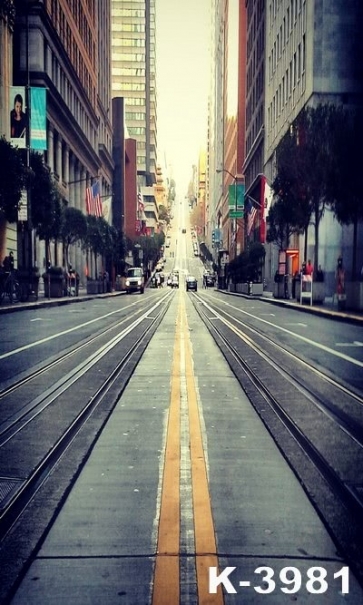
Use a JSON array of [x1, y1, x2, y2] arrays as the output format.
[[302, 34, 306, 73]]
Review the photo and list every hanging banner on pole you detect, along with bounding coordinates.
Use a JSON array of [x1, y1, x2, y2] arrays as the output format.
[[30, 87, 47, 150], [9, 86, 27, 148], [228, 183, 245, 218]]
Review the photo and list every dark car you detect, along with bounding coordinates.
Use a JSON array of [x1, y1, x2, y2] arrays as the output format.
[[205, 274, 215, 287], [186, 275, 197, 291]]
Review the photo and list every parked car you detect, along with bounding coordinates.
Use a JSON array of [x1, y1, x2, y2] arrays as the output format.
[[186, 275, 198, 291]]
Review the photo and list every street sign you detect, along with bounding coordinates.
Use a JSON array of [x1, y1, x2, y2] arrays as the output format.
[[229, 210, 244, 219]]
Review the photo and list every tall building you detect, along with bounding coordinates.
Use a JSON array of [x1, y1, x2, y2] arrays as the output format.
[[208, 0, 246, 262], [243, 0, 265, 248], [0, 4, 16, 259], [111, 0, 157, 186], [264, 0, 363, 285], [207, 0, 226, 258], [10, 0, 113, 277]]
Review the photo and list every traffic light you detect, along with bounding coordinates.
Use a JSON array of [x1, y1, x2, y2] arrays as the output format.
[[212, 230, 215, 245]]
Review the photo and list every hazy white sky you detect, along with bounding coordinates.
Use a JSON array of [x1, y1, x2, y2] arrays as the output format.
[[156, 0, 212, 195]]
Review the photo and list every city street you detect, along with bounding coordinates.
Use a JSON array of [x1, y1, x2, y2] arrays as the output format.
[[1, 205, 363, 604]]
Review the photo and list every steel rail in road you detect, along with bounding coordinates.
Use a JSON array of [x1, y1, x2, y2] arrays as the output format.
[[193, 293, 363, 511], [0, 293, 172, 445], [0, 291, 165, 397], [190, 291, 363, 583], [195, 293, 363, 437], [0, 291, 172, 541]]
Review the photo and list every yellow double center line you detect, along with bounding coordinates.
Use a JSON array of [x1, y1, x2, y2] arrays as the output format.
[[152, 296, 224, 604]]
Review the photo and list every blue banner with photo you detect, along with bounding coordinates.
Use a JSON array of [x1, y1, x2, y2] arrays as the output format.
[[30, 87, 47, 150]]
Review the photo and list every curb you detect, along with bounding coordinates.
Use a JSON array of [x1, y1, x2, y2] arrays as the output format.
[[218, 289, 363, 326], [0, 290, 125, 315]]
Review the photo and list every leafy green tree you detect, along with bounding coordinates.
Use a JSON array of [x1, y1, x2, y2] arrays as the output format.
[[248, 242, 266, 280], [107, 226, 125, 276], [29, 152, 62, 241], [93, 217, 123, 277], [131, 232, 164, 270], [158, 204, 170, 224], [267, 189, 305, 251], [0, 0, 16, 26], [0, 136, 27, 223], [60, 206, 87, 268], [168, 179, 176, 206], [270, 104, 342, 273], [84, 215, 122, 278], [228, 242, 266, 283], [326, 106, 363, 279], [270, 125, 311, 255], [295, 105, 334, 273]]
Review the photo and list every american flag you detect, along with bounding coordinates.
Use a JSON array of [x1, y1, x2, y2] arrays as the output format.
[[85, 180, 102, 217], [247, 206, 258, 236]]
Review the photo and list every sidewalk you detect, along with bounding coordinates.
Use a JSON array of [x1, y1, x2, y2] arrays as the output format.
[[0, 285, 125, 315], [221, 288, 363, 325]]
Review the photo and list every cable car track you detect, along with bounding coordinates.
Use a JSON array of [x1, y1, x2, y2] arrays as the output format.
[[197, 293, 363, 424], [0, 292, 166, 399], [193, 295, 363, 576], [0, 293, 172, 541]]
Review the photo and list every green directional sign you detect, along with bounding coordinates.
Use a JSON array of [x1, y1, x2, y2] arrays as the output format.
[[229, 210, 244, 219]]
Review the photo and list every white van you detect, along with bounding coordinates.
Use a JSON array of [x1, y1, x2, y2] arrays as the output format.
[[125, 267, 144, 294]]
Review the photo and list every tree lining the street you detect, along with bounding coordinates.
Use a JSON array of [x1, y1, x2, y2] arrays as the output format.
[[0, 137, 27, 224], [268, 103, 363, 279], [129, 231, 165, 271], [326, 106, 363, 279], [157, 204, 170, 225], [228, 242, 266, 283]]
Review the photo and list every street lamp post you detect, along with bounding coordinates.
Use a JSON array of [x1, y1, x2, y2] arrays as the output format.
[[25, 2, 32, 274], [134, 243, 141, 267]]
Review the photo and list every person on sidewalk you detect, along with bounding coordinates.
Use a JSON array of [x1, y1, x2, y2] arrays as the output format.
[[305, 260, 314, 276], [316, 265, 324, 282]]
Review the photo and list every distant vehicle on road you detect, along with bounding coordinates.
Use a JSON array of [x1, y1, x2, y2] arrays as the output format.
[[182, 228, 186, 234], [171, 273, 179, 288], [186, 275, 197, 291], [125, 267, 144, 294], [204, 274, 215, 287]]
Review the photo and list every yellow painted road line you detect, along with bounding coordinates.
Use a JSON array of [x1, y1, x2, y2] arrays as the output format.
[[152, 295, 224, 604], [183, 299, 224, 605], [152, 302, 181, 605]]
